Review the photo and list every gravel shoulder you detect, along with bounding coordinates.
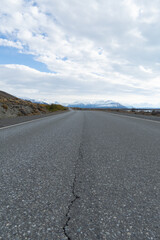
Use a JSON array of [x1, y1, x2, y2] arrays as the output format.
[[0, 110, 69, 128], [105, 110, 160, 122]]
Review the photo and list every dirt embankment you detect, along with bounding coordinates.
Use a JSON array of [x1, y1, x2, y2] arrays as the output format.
[[0, 91, 67, 119]]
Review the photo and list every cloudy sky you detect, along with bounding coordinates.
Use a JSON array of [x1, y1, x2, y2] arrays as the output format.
[[0, 0, 160, 106]]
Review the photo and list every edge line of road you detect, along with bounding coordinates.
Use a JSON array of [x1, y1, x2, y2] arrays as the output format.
[[0, 111, 70, 130], [107, 111, 160, 124]]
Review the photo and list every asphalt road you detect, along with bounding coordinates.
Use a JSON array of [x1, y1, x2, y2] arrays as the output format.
[[0, 110, 159, 240]]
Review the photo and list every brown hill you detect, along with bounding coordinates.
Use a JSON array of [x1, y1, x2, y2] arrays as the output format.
[[0, 90, 17, 100], [0, 90, 67, 119]]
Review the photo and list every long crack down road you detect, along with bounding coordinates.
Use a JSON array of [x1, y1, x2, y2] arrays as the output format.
[[0, 110, 160, 239]]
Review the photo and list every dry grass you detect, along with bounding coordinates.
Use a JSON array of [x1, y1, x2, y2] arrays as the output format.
[[2, 104, 8, 110]]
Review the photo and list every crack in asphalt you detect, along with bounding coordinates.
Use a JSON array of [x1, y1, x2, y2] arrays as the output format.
[[63, 114, 85, 240], [63, 144, 83, 240]]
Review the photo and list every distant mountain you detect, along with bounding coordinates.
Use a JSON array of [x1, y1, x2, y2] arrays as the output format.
[[23, 98, 48, 105], [66, 100, 126, 109]]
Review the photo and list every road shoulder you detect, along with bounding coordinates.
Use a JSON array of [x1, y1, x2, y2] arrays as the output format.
[[103, 110, 160, 122], [0, 110, 69, 128]]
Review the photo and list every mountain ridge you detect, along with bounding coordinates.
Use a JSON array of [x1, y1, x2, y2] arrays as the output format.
[[66, 100, 126, 109]]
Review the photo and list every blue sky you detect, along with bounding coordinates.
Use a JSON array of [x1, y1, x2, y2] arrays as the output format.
[[0, 46, 49, 72], [0, 0, 160, 106]]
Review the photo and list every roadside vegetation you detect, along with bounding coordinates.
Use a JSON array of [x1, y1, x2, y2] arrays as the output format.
[[45, 104, 68, 112]]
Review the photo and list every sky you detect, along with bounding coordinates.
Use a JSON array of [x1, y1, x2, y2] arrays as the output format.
[[0, 0, 160, 107]]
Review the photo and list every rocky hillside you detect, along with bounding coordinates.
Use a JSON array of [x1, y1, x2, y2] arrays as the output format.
[[0, 91, 67, 119]]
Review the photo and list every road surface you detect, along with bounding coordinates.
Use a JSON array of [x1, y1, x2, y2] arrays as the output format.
[[0, 110, 160, 239]]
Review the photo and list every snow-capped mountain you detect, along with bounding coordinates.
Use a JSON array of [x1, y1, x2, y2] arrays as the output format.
[[66, 100, 126, 109], [22, 98, 48, 105]]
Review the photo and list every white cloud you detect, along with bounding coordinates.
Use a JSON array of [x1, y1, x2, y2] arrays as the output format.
[[0, 38, 22, 49], [139, 65, 153, 74], [123, 0, 140, 20], [128, 28, 146, 40], [0, 0, 160, 106], [0, 64, 160, 107]]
